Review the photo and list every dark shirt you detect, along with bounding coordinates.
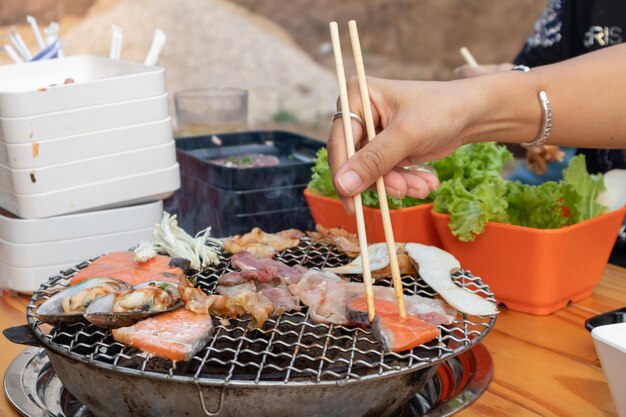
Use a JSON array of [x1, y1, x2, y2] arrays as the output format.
[[514, 0, 626, 174]]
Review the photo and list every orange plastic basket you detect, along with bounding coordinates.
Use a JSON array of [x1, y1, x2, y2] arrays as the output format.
[[431, 206, 626, 315], [304, 189, 442, 246]]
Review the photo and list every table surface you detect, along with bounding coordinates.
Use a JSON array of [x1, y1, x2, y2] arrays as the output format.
[[1, 265, 625, 417]]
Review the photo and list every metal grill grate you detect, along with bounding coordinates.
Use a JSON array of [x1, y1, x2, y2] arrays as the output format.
[[27, 239, 496, 386]]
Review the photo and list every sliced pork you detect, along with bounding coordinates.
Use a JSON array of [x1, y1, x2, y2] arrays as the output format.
[[289, 270, 455, 326]]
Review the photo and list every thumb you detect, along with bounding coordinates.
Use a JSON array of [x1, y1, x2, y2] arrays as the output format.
[[333, 124, 411, 197]]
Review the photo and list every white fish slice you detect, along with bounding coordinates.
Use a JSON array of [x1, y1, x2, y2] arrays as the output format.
[[324, 243, 403, 274], [405, 243, 498, 316]]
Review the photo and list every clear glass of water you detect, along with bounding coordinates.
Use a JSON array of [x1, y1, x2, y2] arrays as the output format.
[[174, 88, 248, 136]]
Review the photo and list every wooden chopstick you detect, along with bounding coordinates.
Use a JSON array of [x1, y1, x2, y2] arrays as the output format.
[[459, 47, 479, 67], [348, 20, 407, 318], [329, 22, 376, 323]]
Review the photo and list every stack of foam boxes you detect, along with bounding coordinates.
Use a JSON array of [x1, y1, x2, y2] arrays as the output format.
[[0, 56, 180, 292]]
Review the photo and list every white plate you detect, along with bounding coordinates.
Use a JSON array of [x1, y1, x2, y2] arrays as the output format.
[[0, 200, 162, 244], [0, 226, 153, 267], [0, 140, 176, 194], [592, 323, 626, 417], [0, 163, 180, 219], [0, 93, 169, 143], [0, 117, 173, 170], [0, 56, 166, 118]]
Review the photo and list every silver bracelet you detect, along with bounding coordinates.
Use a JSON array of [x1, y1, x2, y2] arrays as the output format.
[[512, 65, 553, 149], [521, 91, 552, 149]]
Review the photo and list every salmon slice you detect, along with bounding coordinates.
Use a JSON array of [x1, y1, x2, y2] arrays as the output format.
[[112, 308, 213, 362], [347, 297, 440, 353], [70, 252, 184, 287]]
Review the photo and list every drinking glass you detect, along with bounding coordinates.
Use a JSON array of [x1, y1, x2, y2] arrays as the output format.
[[174, 88, 248, 136]]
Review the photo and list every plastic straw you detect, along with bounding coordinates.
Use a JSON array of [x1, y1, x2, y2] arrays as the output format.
[[144, 29, 166, 66], [110, 25, 123, 60], [1, 45, 24, 63], [26, 15, 45, 50], [10, 27, 32, 61], [44, 22, 59, 46]]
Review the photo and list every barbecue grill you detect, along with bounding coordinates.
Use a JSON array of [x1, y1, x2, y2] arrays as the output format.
[[25, 239, 497, 417]]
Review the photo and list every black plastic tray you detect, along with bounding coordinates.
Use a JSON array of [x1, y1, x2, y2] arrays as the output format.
[[180, 173, 307, 215], [164, 192, 314, 237], [175, 130, 324, 190], [585, 307, 626, 332]]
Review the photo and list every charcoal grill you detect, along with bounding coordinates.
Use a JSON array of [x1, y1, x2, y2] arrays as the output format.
[[25, 239, 497, 417]]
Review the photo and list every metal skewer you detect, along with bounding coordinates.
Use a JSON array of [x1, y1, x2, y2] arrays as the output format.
[[348, 20, 407, 318], [329, 21, 376, 322]]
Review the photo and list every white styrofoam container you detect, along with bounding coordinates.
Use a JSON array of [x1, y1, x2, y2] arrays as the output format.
[[0, 117, 173, 169], [0, 56, 166, 118], [0, 226, 153, 267], [0, 140, 176, 194], [0, 163, 180, 219], [0, 93, 169, 143], [0, 228, 154, 293], [592, 323, 626, 417], [0, 200, 162, 244]]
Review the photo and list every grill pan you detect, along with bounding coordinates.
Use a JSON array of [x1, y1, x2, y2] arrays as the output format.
[[22, 239, 497, 417]]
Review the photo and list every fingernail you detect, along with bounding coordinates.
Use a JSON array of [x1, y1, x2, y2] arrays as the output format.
[[337, 170, 362, 195]]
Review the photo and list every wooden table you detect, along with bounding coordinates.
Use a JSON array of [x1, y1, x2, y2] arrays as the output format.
[[1, 265, 625, 417]]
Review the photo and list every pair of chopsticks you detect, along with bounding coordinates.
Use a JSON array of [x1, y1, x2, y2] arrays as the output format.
[[329, 21, 406, 322]]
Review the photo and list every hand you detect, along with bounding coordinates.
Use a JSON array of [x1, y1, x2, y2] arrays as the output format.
[[328, 76, 474, 212], [454, 63, 514, 79]]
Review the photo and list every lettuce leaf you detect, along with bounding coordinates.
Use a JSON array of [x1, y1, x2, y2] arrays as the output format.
[[561, 155, 608, 223], [307, 148, 339, 199], [433, 143, 511, 241], [308, 147, 431, 208], [505, 181, 567, 229], [435, 177, 508, 242]]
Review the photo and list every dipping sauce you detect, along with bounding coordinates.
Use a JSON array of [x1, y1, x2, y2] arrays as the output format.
[[208, 153, 280, 168]]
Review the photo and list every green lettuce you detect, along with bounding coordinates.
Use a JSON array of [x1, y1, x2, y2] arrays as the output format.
[[505, 181, 567, 229], [561, 155, 608, 223], [433, 142, 512, 241], [434, 147, 608, 241], [307, 147, 431, 208], [308, 148, 339, 199]]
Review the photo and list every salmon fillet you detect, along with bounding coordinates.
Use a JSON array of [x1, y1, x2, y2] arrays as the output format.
[[112, 308, 213, 362], [70, 252, 184, 287], [347, 297, 440, 353]]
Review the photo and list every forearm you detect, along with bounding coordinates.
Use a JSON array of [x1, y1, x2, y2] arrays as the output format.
[[463, 44, 626, 148]]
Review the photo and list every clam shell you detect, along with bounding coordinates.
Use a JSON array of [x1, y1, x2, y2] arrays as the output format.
[[36, 277, 129, 325]]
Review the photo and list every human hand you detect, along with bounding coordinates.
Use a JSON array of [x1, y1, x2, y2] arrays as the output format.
[[454, 63, 513, 79], [328, 76, 474, 212]]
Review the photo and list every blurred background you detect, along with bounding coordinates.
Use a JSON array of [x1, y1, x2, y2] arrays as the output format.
[[0, 0, 545, 140]]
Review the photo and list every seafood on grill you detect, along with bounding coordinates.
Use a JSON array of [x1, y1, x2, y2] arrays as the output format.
[[347, 297, 441, 352], [112, 308, 213, 362], [84, 281, 183, 329], [223, 227, 304, 258], [306, 225, 360, 257], [289, 270, 456, 326], [179, 276, 274, 327], [405, 243, 498, 316], [323, 242, 416, 279], [69, 251, 185, 287], [36, 277, 129, 325]]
